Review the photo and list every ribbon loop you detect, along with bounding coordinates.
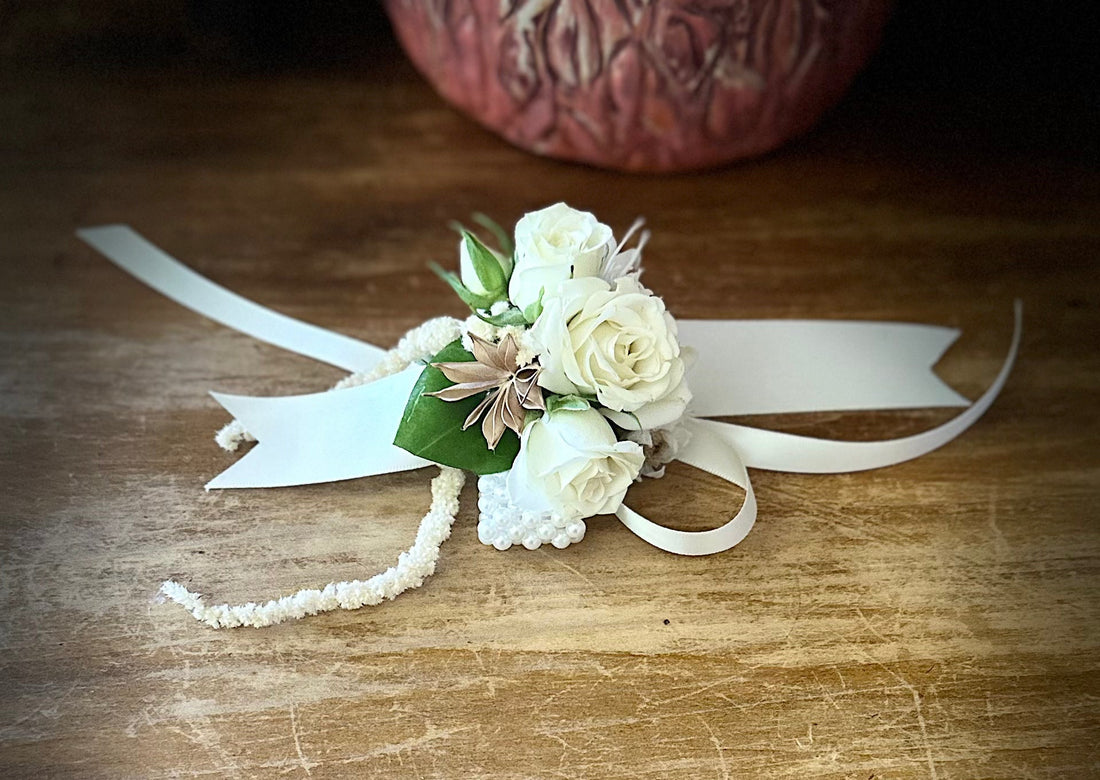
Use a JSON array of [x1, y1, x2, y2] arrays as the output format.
[[616, 418, 757, 556]]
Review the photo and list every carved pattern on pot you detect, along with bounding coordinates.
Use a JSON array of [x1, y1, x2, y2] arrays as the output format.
[[384, 0, 892, 171]]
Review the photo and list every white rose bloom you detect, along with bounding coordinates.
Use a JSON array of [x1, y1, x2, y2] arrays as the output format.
[[508, 408, 644, 521], [530, 276, 691, 430], [509, 203, 615, 314]]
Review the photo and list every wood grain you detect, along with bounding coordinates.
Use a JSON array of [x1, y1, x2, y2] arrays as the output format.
[[1, 43, 1098, 779]]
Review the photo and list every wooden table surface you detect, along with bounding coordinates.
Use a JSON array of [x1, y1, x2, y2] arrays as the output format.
[[2, 22, 1098, 779]]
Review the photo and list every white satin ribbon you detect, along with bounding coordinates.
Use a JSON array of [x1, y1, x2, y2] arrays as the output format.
[[78, 226, 1020, 556], [77, 226, 385, 373], [205, 366, 431, 489], [615, 418, 758, 556], [678, 319, 969, 416], [614, 303, 1021, 555], [709, 305, 1020, 474]]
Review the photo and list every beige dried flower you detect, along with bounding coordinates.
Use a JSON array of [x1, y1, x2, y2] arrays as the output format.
[[428, 333, 545, 450]]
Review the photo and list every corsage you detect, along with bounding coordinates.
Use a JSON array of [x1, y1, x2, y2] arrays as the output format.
[[78, 204, 1020, 628]]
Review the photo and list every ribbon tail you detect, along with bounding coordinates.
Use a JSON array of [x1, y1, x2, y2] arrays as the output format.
[[205, 366, 430, 489], [77, 225, 385, 373], [701, 301, 1022, 474], [616, 303, 1020, 555], [680, 318, 969, 417], [615, 418, 757, 556]]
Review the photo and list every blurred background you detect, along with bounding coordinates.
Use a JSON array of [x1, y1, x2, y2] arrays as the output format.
[[2, 0, 1096, 163]]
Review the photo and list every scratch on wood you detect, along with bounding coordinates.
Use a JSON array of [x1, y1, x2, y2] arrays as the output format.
[[470, 648, 497, 698], [907, 683, 938, 780], [650, 674, 743, 707], [537, 549, 602, 591], [988, 488, 1009, 556], [334, 724, 473, 763], [854, 609, 940, 780], [794, 721, 816, 751], [180, 718, 244, 778], [698, 716, 730, 780], [289, 703, 315, 776], [812, 670, 841, 710]]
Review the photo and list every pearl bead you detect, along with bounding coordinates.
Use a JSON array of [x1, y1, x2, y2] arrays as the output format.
[[476, 472, 586, 552]]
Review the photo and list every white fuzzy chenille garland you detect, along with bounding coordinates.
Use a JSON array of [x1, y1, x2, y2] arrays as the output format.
[[159, 317, 467, 628]]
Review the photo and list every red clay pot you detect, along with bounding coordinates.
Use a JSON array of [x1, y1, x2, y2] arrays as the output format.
[[383, 0, 892, 172]]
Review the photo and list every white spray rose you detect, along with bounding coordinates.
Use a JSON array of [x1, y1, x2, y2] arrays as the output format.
[[530, 276, 691, 430], [509, 203, 615, 316], [458, 235, 512, 298], [508, 407, 644, 521], [458, 238, 491, 296]]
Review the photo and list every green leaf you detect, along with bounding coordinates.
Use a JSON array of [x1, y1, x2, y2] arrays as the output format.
[[522, 289, 545, 323], [472, 212, 515, 261], [476, 306, 528, 328], [393, 340, 519, 475], [546, 394, 591, 414], [523, 409, 543, 429], [428, 261, 497, 311]]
